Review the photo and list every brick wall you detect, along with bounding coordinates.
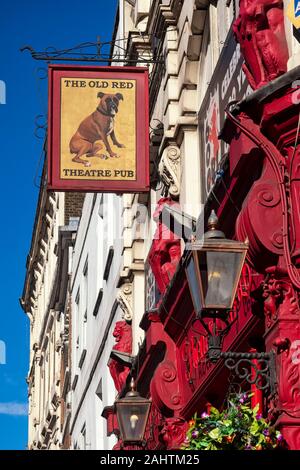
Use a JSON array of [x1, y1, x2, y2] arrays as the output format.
[[64, 192, 85, 224]]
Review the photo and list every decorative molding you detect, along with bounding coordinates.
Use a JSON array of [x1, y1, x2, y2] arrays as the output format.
[[263, 272, 299, 330], [158, 145, 181, 198], [117, 283, 133, 322], [151, 359, 183, 412], [148, 319, 183, 416]]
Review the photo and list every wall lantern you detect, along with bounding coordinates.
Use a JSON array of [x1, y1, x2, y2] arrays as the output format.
[[115, 378, 151, 445], [185, 210, 248, 318], [184, 210, 276, 395]]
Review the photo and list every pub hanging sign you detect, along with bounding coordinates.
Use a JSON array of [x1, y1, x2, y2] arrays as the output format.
[[48, 65, 149, 192]]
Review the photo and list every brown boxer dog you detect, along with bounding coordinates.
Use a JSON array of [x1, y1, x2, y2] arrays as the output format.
[[69, 92, 125, 167]]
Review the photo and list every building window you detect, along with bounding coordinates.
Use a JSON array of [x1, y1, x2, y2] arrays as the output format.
[[233, 0, 239, 17], [83, 257, 88, 315], [95, 378, 106, 449], [145, 262, 161, 311], [92, 288, 103, 317], [80, 423, 87, 450], [226, 0, 239, 19], [76, 260, 89, 369], [75, 289, 80, 365], [98, 194, 104, 218], [217, 0, 232, 46], [78, 309, 87, 369], [96, 378, 103, 401], [83, 309, 87, 350], [103, 246, 114, 281]]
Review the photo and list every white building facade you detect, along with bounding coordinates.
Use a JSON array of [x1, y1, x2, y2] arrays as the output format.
[[69, 194, 121, 449], [21, 159, 85, 449]]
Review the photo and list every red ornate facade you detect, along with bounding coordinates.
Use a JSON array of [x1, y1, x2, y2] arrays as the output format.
[[106, 0, 300, 450]]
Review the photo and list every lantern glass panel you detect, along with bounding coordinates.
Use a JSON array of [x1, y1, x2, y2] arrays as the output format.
[[116, 401, 150, 443], [186, 254, 202, 314], [198, 250, 244, 309]]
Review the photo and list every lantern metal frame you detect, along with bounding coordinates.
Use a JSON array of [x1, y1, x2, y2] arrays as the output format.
[[186, 237, 249, 312]]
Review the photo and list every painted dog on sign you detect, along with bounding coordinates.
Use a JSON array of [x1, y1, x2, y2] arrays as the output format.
[[69, 92, 125, 166]]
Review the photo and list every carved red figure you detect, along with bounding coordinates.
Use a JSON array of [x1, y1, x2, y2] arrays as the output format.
[[108, 321, 132, 393], [148, 197, 181, 295], [233, 0, 288, 89], [161, 418, 188, 450]]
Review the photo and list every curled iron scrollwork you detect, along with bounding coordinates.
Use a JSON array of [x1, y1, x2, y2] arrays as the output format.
[[221, 351, 276, 395], [20, 38, 164, 64]]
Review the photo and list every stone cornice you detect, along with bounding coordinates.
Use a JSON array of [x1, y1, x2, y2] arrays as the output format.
[[147, 0, 183, 36]]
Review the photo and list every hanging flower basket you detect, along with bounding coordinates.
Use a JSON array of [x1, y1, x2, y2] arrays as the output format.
[[182, 393, 285, 450]]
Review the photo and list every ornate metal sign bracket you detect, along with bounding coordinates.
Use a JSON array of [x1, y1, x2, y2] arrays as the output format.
[[20, 38, 164, 64]]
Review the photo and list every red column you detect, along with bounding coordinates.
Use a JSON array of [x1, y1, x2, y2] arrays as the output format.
[[249, 348, 263, 413]]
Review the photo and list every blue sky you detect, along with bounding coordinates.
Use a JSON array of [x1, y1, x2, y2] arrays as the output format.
[[0, 0, 117, 450]]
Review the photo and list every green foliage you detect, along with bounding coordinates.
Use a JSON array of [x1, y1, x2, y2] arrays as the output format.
[[182, 393, 284, 450]]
